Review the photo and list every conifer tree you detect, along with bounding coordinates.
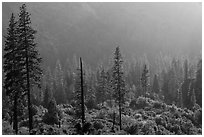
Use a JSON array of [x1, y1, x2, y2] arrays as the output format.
[[112, 46, 125, 130], [45, 67, 54, 99], [176, 89, 183, 108], [191, 89, 196, 108], [3, 13, 20, 134], [17, 4, 42, 132], [195, 59, 202, 107], [74, 68, 83, 118], [85, 68, 96, 107], [80, 57, 85, 133], [184, 59, 188, 80], [42, 98, 59, 125], [43, 85, 50, 108], [96, 68, 107, 105], [141, 64, 149, 97], [54, 60, 66, 104], [73, 58, 85, 133], [181, 59, 191, 108], [168, 68, 177, 103], [106, 70, 114, 106], [152, 74, 159, 94]]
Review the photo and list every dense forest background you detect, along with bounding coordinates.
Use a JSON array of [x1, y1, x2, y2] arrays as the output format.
[[2, 3, 201, 68], [2, 3, 202, 135]]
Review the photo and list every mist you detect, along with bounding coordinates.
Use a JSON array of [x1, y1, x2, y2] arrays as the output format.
[[2, 2, 201, 68]]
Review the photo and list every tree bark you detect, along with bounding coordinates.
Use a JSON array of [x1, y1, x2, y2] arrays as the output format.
[[13, 92, 18, 134], [80, 57, 85, 134], [26, 48, 33, 133], [25, 33, 33, 133]]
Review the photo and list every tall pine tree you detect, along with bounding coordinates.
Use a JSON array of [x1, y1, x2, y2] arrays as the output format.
[[112, 46, 125, 130], [176, 89, 183, 108], [141, 64, 149, 97], [54, 60, 66, 104], [80, 57, 85, 133], [17, 4, 42, 132], [152, 74, 160, 94], [96, 68, 107, 105], [3, 13, 20, 134], [195, 59, 202, 107], [73, 58, 85, 134]]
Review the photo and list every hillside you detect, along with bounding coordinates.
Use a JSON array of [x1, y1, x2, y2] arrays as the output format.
[[2, 3, 202, 68]]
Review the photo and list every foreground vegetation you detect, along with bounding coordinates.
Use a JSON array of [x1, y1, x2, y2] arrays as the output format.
[[2, 96, 202, 135]]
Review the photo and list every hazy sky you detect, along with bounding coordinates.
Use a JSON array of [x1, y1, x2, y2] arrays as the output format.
[[2, 2, 202, 67]]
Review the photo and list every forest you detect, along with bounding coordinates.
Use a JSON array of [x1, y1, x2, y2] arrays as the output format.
[[2, 3, 202, 135]]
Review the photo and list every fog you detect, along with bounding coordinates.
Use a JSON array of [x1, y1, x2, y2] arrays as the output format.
[[2, 2, 202, 68]]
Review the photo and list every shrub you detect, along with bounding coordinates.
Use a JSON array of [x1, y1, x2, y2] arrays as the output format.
[[19, 119, 29, 128], [170, 124, 180, 134], [134, 113, 142, 119], [86, 98, 97, 110], [96, 109, 107, 119], [32, 124, 62, 135], [2, 121, 14, 135], [169, 104, 177, 113], [63, 107, 75, 116], [136, 97, 150, 109], [114, 130, 127, 135], [93, 121, 104, 130], [156, 125, 172, 135], [180, 120, 194, 134], [31, 105, 38, 116], [18, 127, 29, 135], [124, 123, 139, 135], [153, 101, 163, 109], [155, 115, 162, 125], [42, 99, 59, 125], [129, 99, 137, 109], [42, 112, 59, 125], [140, 120, 156, 135], [194, 109, 202, 126]]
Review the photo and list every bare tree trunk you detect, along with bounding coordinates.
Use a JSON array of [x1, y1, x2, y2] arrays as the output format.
[[13, 92, 18, 134], [119, 90, 122, 130], [118, 68, 122, 130], [80, 57, 85, 134], [25, 38, 33, 133]]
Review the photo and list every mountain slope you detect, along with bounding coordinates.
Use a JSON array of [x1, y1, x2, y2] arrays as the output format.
[[2, 3, 202, 68]]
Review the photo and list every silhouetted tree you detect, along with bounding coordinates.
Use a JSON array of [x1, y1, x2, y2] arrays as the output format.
[[73, 58, 86, 134], [73, 68, 82, 117], [85, 68, 96, 109], [43, 85, 51, 108], [3, 13, 20, 134], [54, 60, 66, 104], [152, 74, 160, 94], [181, 59, 192, 108], [176, 89, 183, 108], [80, 57, 85, 133], [195, 59, 202, 107], [42, 98, 59, 125], [17, 4, 42, 132], [112, 46, 125, 130], [190, 89, 196, 109], [141, 64, 149, 97], [168, 68, 178, 103], [96, 68, 107, 105], [184, 59, 189, 80]]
